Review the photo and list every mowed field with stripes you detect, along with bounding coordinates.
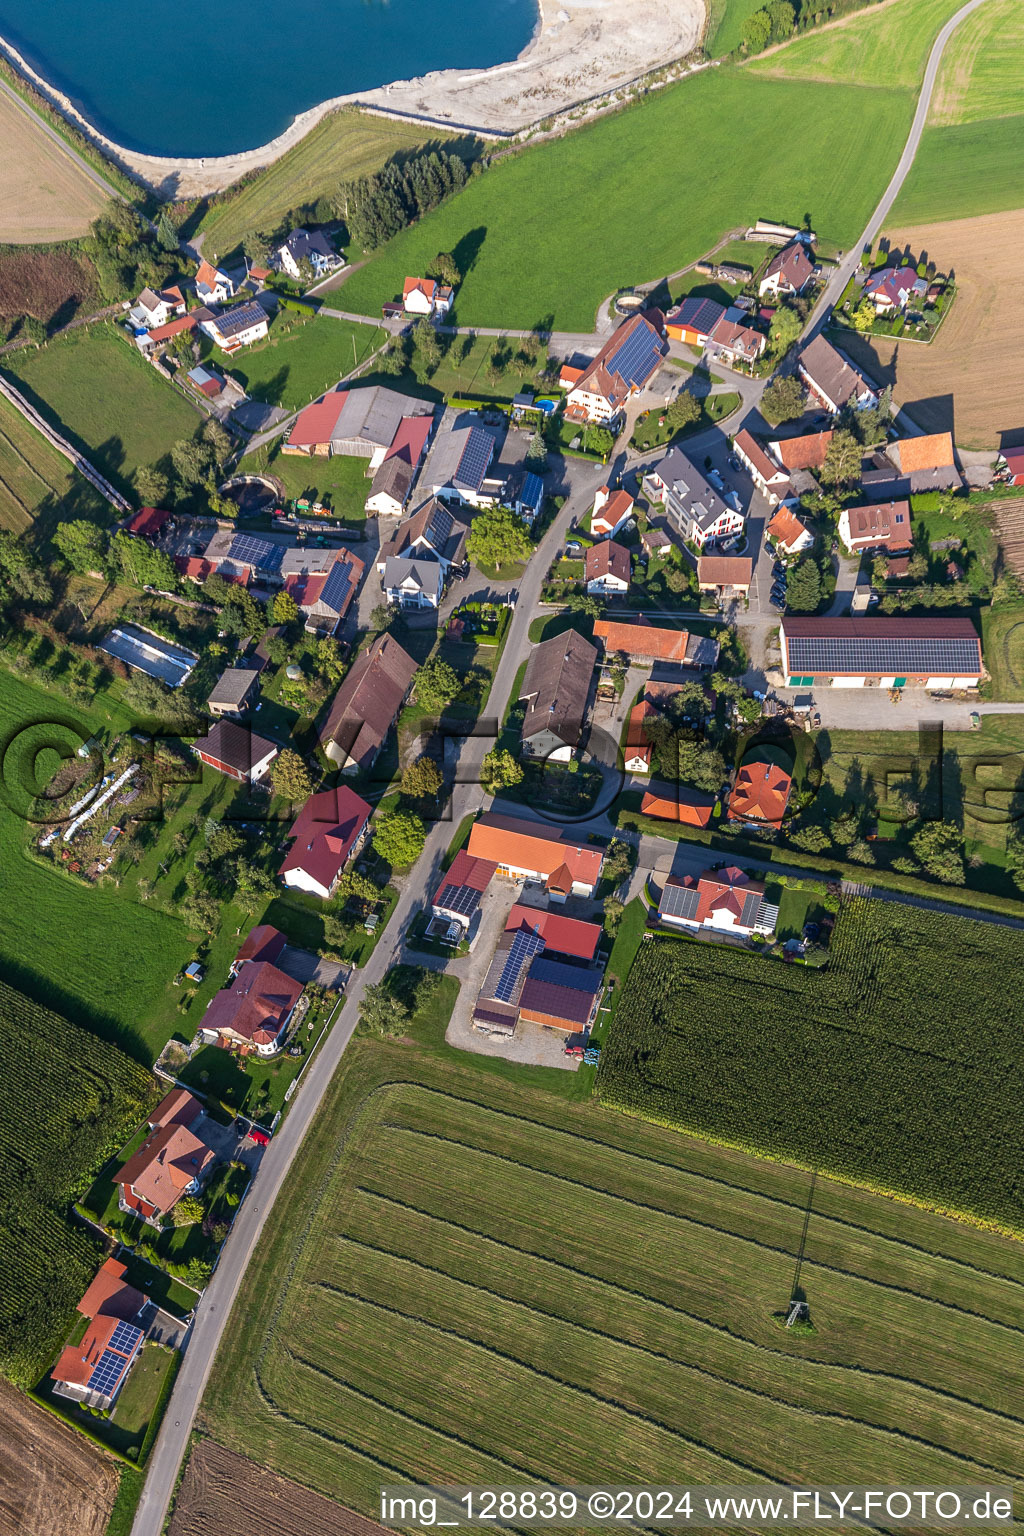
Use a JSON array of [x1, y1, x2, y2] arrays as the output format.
[[199, 1036, 1024, 1513]]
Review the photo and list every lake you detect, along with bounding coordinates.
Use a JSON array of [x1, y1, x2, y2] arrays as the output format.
[[0, 0, 537, 157]]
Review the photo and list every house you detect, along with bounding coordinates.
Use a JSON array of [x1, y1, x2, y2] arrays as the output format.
[[320, 632, 417, 772], [195, 260, 235, 305], [125, 506, 171, 540], [279, 785, 372, 899], [837, 500, 913, 554], [640, 782, 717, 826], [275, 228, 340, 281], [467, 813, 603, 900], [697, 555, 753, 598], [780, 615, 984, 688], [998, 447, 1024, 486], [207, 666, 260, 719], [402, 276, 454, 316], [564, 312, 666, 425], [283, 547, 365, 635], [623, 700, 657, 773], [186, 363, 228, 401], [644, 448, 744, 548], [733, 429, 792, 505], [504, 904, 602, 961], [558, 361, 586, 392], [52, 1314, 145, 1410], [863, 264, 928, 313], [519, 629, 597, 760], [860, 432, 962, 498], [641, 523, 672, 558], [768, 430, 833, 472], [231, 924, 286, 975], [767, 507, 814, 555], [727, 759, 793, 826], [798, 334, 879, 413], [284, 387, 433, 465], [377, 497, 471, 577], [422, 422, 498, 505], [199, 527, 284, 584], [505, 467, 545, 525], [473, 925, 604, 1036], [664, 295, 726, 346], [590, 486, 635, 538], [363, 414, 435, 516], [147, 1088, 204, 1132], [585, 540, 631, 595], [705, 307, 767, 366], [593, 617, 718, 670], [431, 848, 498, 931], [135, 313, 196, 355], [199, 961, 303, 1056], [115, 1119, 216, 1223], [76, 1259, 147, 1327], [198, 301, 269, 352], [192, 720, 278, 784], [129, 285, 186, 329], [382, 555, 445, 610], [758, 242, 814, 300], [658, 867, 778, 937]]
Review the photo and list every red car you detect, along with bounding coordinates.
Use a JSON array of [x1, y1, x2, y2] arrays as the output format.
[[564, 1044, 585, 1058], [249, 1127, 271, 1147]]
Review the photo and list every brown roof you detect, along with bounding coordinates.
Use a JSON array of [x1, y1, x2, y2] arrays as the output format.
[[116, 1122, 216, 1216], [193, 720, 278, 775], [593, 618, 689, 662], [799, 334, 875, 409], [844, 500, 912, 551], [585, 540, 630, 584], [764, 242, 814, 290], [894, 432, 955, 474], [641, 782, 717, 825], [77, 1259, 145, 1323], [767, 507, 811, 550], [735, 430, 788, 486], [200, 960, 303, 1048], [520, 629, 597, 748], [571, 313, 664, 408], [467, 813, 603, 889], [697, 555, 753, 588], [379, 496, 470, 566], [320, 634, 417, 769], [708, 311, 765, 358], [148, 1089, 202, 1132], [727, 760, 793, 824], [771, 430, 833, 470], [367, 453, 414, 508]]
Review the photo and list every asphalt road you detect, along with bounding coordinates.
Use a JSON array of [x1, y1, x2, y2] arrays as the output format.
[[0, 75, 124, 205], [130, 6, 993, 1528]]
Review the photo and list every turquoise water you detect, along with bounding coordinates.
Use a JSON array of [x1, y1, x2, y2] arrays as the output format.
[[0, 0, 537, 156]]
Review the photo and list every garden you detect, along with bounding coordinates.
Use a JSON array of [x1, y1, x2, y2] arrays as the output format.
[[33, 1337, 178, 1465]]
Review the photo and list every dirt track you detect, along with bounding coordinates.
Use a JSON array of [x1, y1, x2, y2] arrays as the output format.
[[169, 1440, 392, 1536], [0, 1379, 119, 1536], [845, 208, 1024, 451], [0, 87, 107, 241]]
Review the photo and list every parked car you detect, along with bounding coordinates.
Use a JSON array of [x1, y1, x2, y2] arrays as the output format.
[[728, 454, 741, 472], [724, 491, 742, 512], [708, 468, 724, 490]]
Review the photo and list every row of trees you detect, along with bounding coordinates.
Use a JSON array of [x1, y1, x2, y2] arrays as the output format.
[[333, 150, 470, 251]]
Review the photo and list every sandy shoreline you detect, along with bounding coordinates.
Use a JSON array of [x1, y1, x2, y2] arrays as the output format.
[[0, 0, 705, 199]]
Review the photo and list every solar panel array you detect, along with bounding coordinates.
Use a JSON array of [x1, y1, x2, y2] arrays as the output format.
[[426, 504, 454, 547], [494, 929, 545, 1003], [607, 322, 662, 388], [659, 882, 701, 922], [435, 880, 482, 918], [318, 559, 352, 614], [737, 890, 763, 928], [455, 428, 493, 490], [785, 633, 980, 674], [527, 957, 598, 993], [520, 472, 544, 509], [228, 533, 282, 570], [87, 1320, 142, 1397]]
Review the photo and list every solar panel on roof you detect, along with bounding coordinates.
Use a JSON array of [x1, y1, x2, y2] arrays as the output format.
[[455, 429, 493, 490], [108, 1319, 143, 1354], [427, 505, 454, 545], [520, 472, 544, 508], [494, 928, 545, 1004], [227, 533, 281, 570], [659, 882, 701, 921], [785, 634, 979, 673], [318, 560, 352, 614], [607, 323, 661, 388], [88, 1349, 129, 1396], [436, 881, 481, 918], [527, 957, 598, 992]]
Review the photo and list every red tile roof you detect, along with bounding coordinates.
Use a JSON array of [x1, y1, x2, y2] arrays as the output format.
[[234, 924, 287, 968], [640, 783, 716, 826], [176, 555, 249, 586], [504, 903, 602, 961], [592, 489, 634, 532], [116, 1122, 215, 1216], [896, 432, 955, 474], [385, 414, 433, 467], [735, 429, 787, 486], [148, 1088, 202, 1131], [843, 500, 912, 551], [54, 1313, 140, 1392], [200, 960, 303, 1048], [767, 507, 811, 550], [728, 759, 792, 824], [279, 785, 371, 892], [403, 277, 438, 302], [594, 618, 689, 662], [77, 1259, 145, 1323], [624, 701, 656, 770], [467, 813, 603, 890], [697, 555, 753, 588], [126, 506, 171, 538], [434, 848, 497, 906], [771, 431, 833, 470], [146, 315, 196, 344], [285, 389, 349, 451], [196, 259, 226, 290], [585, 540, 630, 584]]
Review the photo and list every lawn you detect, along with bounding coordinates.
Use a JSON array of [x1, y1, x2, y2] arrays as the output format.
[[335, 69, 914, 331], [212, 312, 386, 412], [197, 110, 472, 264], [749, 0, 965, 90], [197, 998, 1024, 1519], [242, 439, 372, 524], [705, 0, 774, 56], [3, 324, 201, 495], [0, 389, 109, 536], [34, 1341, 177, 1461], [891, 0, 1024, 224], [981, 602, 1024, 702]]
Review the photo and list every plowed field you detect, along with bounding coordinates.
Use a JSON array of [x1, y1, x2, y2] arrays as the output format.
[[0, 90, 107, 242], [170, 1439, 391, 1536], [0, 1378, 118, 1536]]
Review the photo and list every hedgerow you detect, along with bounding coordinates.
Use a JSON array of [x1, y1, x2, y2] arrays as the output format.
[[0, 981, 153, 1384], [598, 901, 1024, 1233]]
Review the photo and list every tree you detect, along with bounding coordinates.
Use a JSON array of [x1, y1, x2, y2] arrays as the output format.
[[180, 891, 219, 932], [525, 431, 548, 471], [786, 557, 822, 612], [766, 0, 796, 38], [243, 230, 272, 267], [666, 390, 701, 432], [401, 755, 443, 800], [820, 429, 862, 486], [911, 822, 965, 884], [53, 519, 108, 574], [170, 436, 217, 490], [603, 896, 624, 935], [376, 342, 407, 376], [414, 656, 462, 712], [742, 7, 772, 51], [134, 464, 170, 507], [358, 981, 409, 1038], [271, 749, 313, 803], [372, 808, 426, 868], [109, 531, 178, 591], [316, 636, 346, 682], [481, 747, 524, 791], [156, 211, 179, 253], [272, 590, 300, 625], [907, 551, 929, 582], [336, 868, 382, 909], [427, 251, 460, 287], [171, 829, 191, 861], [581, 424, 616, 458], [466, 505, 532, 572], [759, 374, 806, 425], [768, 305, 802, 358], [1004, 831, 1024, 893], [850, 299, 876, 332], [172, 1195, 204, 1226], [602, 839, 634, 887], [233, 861, 276, 913], [790, 824, 832, 852], [411, 317, 442, 377], [370, 603, 392, 633]]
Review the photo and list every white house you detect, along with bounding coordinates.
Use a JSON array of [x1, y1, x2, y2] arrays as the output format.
[[658, 868, 778, 938], [195, 260, 235, 305], [276, 228, 341, 281], [758, 243, 814, 301], [402, 277, 454, 316], [129, 285, 186, 330], [644, 448, 744, 550], [199, 302, 269, 353], [766, 507, 815, 555], [591, 486, 635, 539], [732, 430, 792, 507], [585, 541, 630, 595], [381, 555, 444, 610]]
